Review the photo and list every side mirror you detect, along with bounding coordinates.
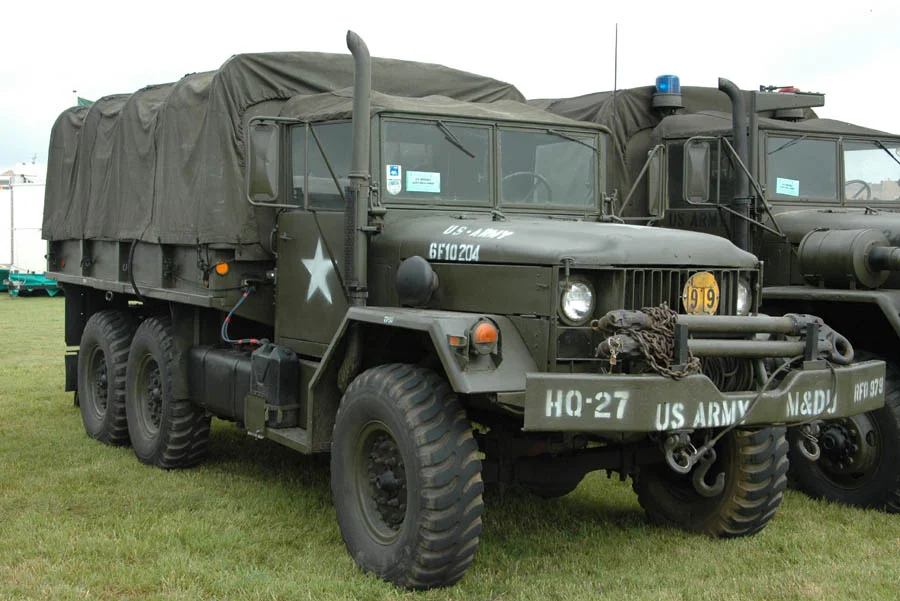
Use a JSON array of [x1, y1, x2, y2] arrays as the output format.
[[247, 120, 280, 203], [647, 146, 666, 218], [683, 139, 711, 203]]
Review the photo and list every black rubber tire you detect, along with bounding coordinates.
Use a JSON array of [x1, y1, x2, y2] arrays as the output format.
[[331, 364, 484, 589], [787, 351, 900, 512], [633, 427, 789, 537], [125, 317, 210, 469], [77, 310, 137, 445]]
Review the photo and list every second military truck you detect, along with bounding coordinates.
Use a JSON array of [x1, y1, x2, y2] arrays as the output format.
[[44, 35, 885, 588], [535, 76, 900, 512]]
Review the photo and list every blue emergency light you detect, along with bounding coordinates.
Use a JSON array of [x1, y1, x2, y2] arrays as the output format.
[[652, 74, 683, 111], [655, 74, 681, 94]]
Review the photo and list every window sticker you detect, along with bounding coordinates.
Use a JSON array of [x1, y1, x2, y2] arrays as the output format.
[[776, 177, 800, 197], [407, 170, 441, 193], [386, 164, 402, 195]]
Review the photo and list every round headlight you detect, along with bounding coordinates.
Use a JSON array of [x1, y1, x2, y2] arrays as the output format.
[[736, 278, 752, 316], [560, 280, 595, 324]]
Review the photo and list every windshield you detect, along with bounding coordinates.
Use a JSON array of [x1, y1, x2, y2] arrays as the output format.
[[765, 136, 837, 200], [499, 129, 596, 209], [382, 120, 491, 205], [843, 140, 900, 202], [380, 117, 600, 209]]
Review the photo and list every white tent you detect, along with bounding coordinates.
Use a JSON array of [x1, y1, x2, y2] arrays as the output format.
[[1, 164, 48, 273]]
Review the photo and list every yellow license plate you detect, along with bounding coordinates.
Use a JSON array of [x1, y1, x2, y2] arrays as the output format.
[[682, 271, 720, 315]]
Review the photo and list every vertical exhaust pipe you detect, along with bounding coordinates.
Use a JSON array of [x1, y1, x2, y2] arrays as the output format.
[[718, 77, 751, 252], [345, 30, 371, 308], [338, 31, 372, 391]]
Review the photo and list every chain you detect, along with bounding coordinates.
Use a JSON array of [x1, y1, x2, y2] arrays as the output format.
[[597, 302, 702, 379]]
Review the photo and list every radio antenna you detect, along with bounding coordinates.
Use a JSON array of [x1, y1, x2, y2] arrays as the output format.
[[613, 23, 618, 97], [612, 24, 619, 137]]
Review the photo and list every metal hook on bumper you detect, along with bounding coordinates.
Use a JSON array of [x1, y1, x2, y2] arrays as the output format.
[[795, 422, 822, 462], [663, 433, 694, 474], [691, 448, 726, 498]]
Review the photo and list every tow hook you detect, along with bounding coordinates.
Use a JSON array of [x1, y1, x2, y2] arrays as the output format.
[[795, 422, 822, 461], [691, 448, 726, 498], [663, 433, 726, 497], [663, 433, 694, 474]]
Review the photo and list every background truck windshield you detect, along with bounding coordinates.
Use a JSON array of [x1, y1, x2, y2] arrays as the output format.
[[766, 136, 837, 201], [843, 140, 900, 202]]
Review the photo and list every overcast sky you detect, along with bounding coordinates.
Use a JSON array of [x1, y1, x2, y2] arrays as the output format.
[[2, 0, 898, 168]]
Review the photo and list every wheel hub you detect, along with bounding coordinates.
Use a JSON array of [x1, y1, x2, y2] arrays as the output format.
[[366, 433, 407, 531], [818, 416, 879, 482], [136, 356, 163, 432], [146, 370, 162, 427], [92, 359, 109, 411]]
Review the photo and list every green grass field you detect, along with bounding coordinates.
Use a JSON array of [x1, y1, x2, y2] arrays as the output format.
[[1, 295, 898, 600]]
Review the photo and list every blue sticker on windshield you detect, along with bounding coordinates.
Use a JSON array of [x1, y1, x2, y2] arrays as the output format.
[[386, 164, 402, 195], [776, 177, 800, 197], [407, 171, 441, 193]]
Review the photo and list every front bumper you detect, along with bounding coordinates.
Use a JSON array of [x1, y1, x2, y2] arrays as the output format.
[[523, 360, 885, 433]]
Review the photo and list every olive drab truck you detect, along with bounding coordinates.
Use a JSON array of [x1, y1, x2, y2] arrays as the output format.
[[43, 34, 886, 590], [535, 76, 900, 513]]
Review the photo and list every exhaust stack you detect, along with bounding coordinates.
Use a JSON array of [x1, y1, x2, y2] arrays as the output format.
[[345, 30, 372, 307], [718, 78, 751, 253]]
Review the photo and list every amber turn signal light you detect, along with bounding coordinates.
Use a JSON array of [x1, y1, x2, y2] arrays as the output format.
[[472, 322, 498, 345]]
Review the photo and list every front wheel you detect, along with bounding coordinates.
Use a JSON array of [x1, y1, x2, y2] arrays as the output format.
[[633, 427, 789, 537], [331, 364, 484, 589], [787, 351, 900, 512]]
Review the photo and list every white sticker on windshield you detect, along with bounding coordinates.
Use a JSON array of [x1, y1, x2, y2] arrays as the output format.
[[776, 177, 800, 197], [407, 171, 441, 193], [386, 164, 402, 195]]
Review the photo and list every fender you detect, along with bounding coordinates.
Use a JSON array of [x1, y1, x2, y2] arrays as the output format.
[[304, 307, 538, 452], [313, 306, 537, 394]]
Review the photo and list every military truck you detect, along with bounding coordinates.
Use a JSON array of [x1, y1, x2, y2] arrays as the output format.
[[535, 77, 900, 513], [43, 34, 885, 589]]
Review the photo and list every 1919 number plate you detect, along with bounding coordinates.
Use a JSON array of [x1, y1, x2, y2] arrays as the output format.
[[682, 271, 719, 315]]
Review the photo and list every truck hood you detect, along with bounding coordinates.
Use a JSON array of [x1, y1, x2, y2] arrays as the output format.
[[374, 214, 758, 268], [773, 208, 900, 245]]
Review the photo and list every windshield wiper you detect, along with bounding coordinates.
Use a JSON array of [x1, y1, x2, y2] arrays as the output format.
[[437, 120, 476, 158], [768, 135, 808, 155], [546, 128, 598, 153], [875, 140, 900, 169]]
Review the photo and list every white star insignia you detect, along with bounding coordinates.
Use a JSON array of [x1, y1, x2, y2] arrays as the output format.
[[302, 238, 334, 304]]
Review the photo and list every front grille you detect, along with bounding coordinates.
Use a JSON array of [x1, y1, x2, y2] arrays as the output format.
[[554, 267, 758, 364], [623, 268, 755, 316]]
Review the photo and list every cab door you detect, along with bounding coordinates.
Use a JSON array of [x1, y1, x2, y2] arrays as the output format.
[[274, 121, 353, 357]]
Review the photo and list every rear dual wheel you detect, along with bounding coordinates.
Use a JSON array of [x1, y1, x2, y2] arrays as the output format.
[[125, 316, 210, 469], [77, 311, 137, 445]]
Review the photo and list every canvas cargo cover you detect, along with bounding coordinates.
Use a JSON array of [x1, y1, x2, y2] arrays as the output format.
[[532, 86, 828, 202], [534, 86, 900, 202], [43, 51, 526, 246]]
